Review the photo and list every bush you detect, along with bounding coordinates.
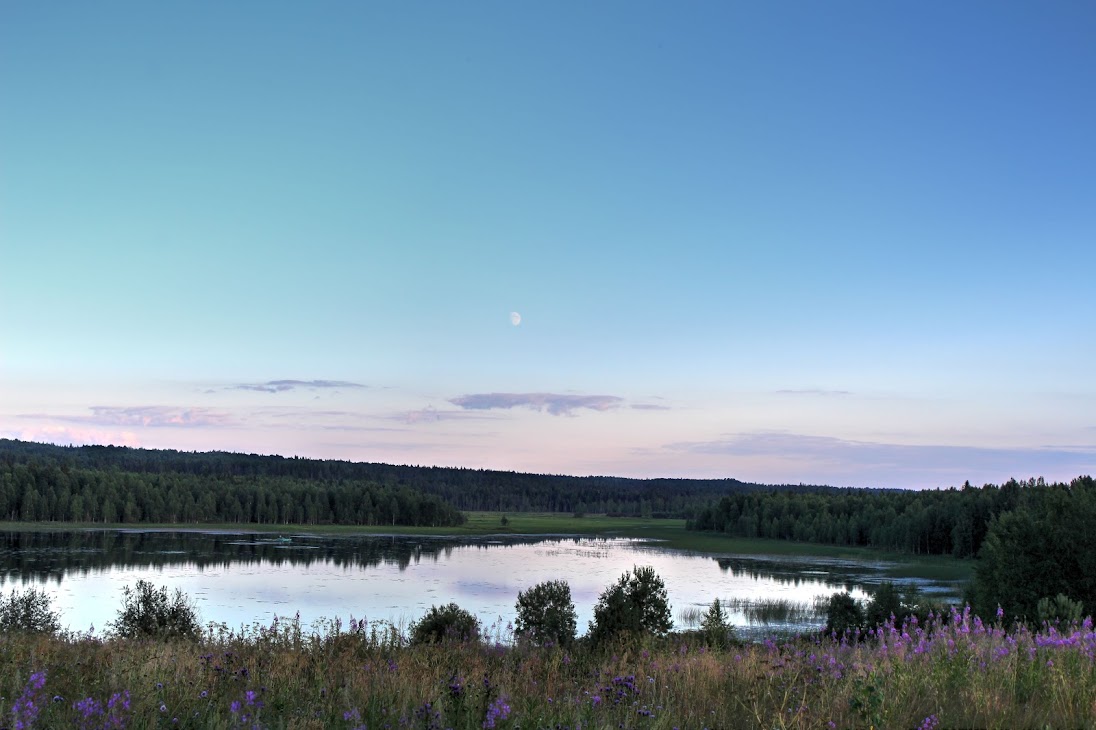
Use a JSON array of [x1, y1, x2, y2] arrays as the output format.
[[409, 603, 480, 645], [108, 580, 202, 640], [865, 582, 922, 628], [588, 565, 672, 646], [0, 589, 61, 634], [699, 598, 734, 648], [515, 579, 577, 647], [824, 591, 864, 635]]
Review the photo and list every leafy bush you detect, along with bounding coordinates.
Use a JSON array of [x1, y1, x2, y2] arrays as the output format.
[[515, 579, 577, 647], [408, 603, 480, 645], [825, 591, 864, 635], [699, 598, 734, 648], [865, 582, 923, 628], [588, 565, 672, 646], [108, 580, 202, 640], [0, 589, 61, 634]]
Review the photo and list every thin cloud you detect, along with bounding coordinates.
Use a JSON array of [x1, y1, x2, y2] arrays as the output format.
[[231, 379, 366, 393], [88, 406, 234, 428], [11, 425, 141, 448], [775, 389, 853, 397], [395, 407, 499, 424], [21, 406, 233, 429], [666, 432, 1096, 487], [631, 404, 672, 411], [449, 392, 623, 416]]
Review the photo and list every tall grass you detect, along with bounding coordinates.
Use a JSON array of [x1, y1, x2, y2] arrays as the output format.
[[679, 597, 825, 627], [3, 606, 1095, 728]]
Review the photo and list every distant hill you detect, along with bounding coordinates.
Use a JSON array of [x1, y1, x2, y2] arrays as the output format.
[[0, 438, 837, 518]]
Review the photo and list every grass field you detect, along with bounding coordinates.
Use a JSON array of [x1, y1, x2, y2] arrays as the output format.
[[2, 608, 1093, 729]]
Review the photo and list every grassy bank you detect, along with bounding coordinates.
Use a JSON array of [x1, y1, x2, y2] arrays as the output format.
[[2, 609, 1093, 729]]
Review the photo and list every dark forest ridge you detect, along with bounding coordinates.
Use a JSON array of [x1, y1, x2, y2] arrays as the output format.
[[0, 438, 838, 517]]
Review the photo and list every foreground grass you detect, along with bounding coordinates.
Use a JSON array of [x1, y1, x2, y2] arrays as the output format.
[[3, 608, 1095, 729]]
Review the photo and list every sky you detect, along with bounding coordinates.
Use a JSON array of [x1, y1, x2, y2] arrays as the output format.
[[2, 2, 1094, 489]]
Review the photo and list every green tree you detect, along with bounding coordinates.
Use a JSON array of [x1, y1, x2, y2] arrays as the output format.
[[0, 589, 61, 634], [588, 565, 672, 646], [515, 579, 577, 647], [108, 580, 202, 640], [864, 582, 919, 628], [824, 591, 864, 635], [699, 598, 734, 648]]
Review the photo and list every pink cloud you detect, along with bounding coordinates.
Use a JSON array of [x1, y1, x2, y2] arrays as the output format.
[[16, 425, 141, 448]]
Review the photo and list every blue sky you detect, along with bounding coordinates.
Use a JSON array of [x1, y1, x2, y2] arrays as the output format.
[[2, 1, 1094, 488]]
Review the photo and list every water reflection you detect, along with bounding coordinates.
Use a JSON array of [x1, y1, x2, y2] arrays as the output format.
[[0, 530, 960, 636], [0, 530, 555, 583]]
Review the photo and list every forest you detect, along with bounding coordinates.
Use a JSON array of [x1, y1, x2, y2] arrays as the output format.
[[0, 439, 828, 517], [690, 475, 1096, 621], [0, 447, 465, 528]]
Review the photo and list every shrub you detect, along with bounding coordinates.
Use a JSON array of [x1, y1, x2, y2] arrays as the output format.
[[825, 591, 864, 635], [515, 579, 577, 647], [865, 582, 923, 628], [108, 580, 202, 640], [588, 565, 672, 646], [699, 598, 734, 648], [0, 588, 61, 634], [409, 603, 480, 645]]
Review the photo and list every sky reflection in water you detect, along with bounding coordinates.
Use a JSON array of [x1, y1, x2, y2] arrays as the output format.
[[0, 530, 959, 635]]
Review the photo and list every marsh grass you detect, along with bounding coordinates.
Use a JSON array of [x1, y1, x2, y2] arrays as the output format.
[[680, 597, 824, 628], [2, 606, 1095, 729]]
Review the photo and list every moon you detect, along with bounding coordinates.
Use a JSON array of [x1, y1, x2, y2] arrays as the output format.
[[510, 311, 522, 326]]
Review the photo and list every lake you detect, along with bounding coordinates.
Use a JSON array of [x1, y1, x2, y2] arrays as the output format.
[[0, 529, 964, 638]]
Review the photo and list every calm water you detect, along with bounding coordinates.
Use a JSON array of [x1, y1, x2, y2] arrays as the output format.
[[0, 530, 961, 636]]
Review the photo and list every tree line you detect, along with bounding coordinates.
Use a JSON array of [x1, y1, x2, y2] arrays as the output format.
[[0, 439, 833, 517], [0, 459, 465, 527], [688, 478, 1036, 558], [690, 475, 1096, 622]]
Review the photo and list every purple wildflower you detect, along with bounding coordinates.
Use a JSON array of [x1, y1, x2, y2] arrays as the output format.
[[11, 671, 47, 730], [482, 697, 511, 729], [918, 714, 940, 730]]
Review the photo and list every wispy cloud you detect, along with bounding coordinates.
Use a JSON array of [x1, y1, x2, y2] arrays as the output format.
[[665, 432, 1096, 488], [10, 425, 142, 448], [631, 403, 671, 411], [775, 389, 853, 397], [449, 392, 623, 416], [92, 406, 233, 428], [231, 379, 366, 393], [392, 407, 500, 424], [21, 406, 233, 428]]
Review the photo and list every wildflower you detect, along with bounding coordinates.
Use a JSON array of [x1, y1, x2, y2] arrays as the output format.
[[12, 670, 47, 730], [74, 697, 104, 730], [483, 697, 511, 729], [160, 703, 168, 713], [918, 715, 940, 730]]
